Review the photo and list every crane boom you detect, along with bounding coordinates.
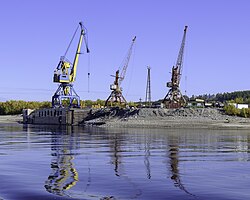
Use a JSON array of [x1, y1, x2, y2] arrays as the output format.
[[119, 36, 136, 85], [53, 22, 89, 84], [176, 26, 187, 85], [70, 22, 89, 82]]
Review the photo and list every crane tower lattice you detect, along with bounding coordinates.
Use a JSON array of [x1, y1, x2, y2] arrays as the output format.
[[145, 66, 152, 107]]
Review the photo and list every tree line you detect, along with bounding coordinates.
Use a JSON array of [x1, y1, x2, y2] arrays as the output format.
[[193, 90, 250, 104], [0, 99, 136, 115], [191, 90, 250, 118], [0, 101, 51, 115]]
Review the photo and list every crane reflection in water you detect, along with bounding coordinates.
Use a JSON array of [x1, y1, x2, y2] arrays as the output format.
[[110, 133, 123, 177], [44, 128, 79, 196], [42, 126, 195, 198], [142, 131, 194, 196], [144, 134, 151, 179], [167, 135, 195, 197]]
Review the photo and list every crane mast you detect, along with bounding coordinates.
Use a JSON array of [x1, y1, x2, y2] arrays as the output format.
[[162, 26, 188, 108], [52, 22, 89, 108], [105, 36, 136, 107], [70, 22, 90, 83]]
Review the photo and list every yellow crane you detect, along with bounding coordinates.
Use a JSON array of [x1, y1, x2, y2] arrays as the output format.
[[105, 36, 136, 107], [52, 22, 89, 108]]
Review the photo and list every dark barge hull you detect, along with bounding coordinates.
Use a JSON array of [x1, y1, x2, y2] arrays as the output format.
[[23, 108, 90, 125]]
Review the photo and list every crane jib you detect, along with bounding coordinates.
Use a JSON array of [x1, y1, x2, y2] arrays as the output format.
[[118, 36, 136, 86]]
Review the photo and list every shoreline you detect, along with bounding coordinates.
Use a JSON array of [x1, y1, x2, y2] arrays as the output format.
[[96, 118, 250, 129], [0, 115, 22, 124], [2, 107, 250, 130]]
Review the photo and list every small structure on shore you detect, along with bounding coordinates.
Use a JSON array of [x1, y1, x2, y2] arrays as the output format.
[[228, 103, 249, 109], [187, 98, 205, 108]]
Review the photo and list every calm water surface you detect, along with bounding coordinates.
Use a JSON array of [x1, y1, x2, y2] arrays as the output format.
[[0, 124, 250, 200]]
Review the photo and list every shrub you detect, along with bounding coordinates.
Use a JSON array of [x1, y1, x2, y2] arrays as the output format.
[[224, 104, 240, 116]]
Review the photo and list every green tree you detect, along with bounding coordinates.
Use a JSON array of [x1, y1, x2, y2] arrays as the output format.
[[235, 97, 244, 104], [0, 100, 51, 115], [224, 104, 240, 116]]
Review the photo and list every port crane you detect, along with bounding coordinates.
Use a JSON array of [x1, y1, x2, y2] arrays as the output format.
[[162, 26, 188, 108], [52, 22, 89, 108], [105, 36, 136, 107]]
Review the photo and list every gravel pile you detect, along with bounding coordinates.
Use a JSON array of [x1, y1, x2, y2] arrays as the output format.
[[137, 108, 223, 119], [82, 107, 250, 128]]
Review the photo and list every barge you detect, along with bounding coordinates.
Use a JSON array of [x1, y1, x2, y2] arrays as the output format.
[[23, 108, 91, 125]]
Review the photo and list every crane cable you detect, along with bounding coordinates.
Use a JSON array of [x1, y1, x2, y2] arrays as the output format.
[[82, 24, 91, 93], [63, 25, 79, 58], [87, 53, 91, 93], [82, 24, 90, 53], [79, 23, 91, 93], [125, 42, 136, 97]]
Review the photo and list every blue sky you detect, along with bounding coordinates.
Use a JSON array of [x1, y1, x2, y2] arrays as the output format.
[[1, 0, 250, 102]]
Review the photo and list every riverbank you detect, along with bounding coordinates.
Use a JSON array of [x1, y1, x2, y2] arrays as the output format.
[[2, 108, 250, 129], [0, 115, 22, 124], [101, 118, 250, 129], [83, 107, 250, 129]]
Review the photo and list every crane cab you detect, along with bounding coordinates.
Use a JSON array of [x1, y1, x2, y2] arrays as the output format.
[[110, 84, 117, 90], [53, 58, 72, 83], [167, 82, 172, 88]]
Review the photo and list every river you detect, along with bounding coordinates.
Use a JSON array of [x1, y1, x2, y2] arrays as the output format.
[[0, 123, 250, 200]]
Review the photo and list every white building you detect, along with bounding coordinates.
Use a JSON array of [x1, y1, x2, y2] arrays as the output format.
[[237, 104, 249, 109], [228, 103, 249, 109]]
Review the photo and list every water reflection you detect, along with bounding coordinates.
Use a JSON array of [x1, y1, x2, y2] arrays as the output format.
[[168, 137, 194, 196], [235, 135, 249, 161], [108, 131, 142, 199], [12, 125, 250, 199], [106, 128, 194, 197], [144, 135, 151, 179], [44, 127, 79, 196], [110, 134, 122, 176]]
